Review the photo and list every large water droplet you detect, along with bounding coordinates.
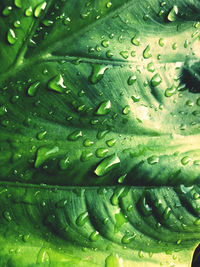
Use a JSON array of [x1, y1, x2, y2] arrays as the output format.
[[89, 231, 100, 241], [167, 6, 178, 22], [34, 2, 47, 18], [94, 154, 120, 176], [27, 81, 40, 97], [48, 74, 67, 93], [143, 45, 152, 59], [96, 100, 111, 115], [67, 130, 82, 141], [90, 64, 109, 84], [105, 253, 123, 267], [76, 211, 89, 226], [95, 148, 109, 158], [127, 75, 137, 85], [34, 146, 59, 168], [151, 73, 162, 87], [7, 29, 17, 45]]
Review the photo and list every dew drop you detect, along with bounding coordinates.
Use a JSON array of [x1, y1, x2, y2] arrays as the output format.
[[163, 207, 171, 220], [81, 151, 93, 162], [122, 105, 130, 115], [121, 234, 136, 244], [37, 131, 47, 140], [143, 45, 152, 59], [105, 253, 123, 267], [0, 105, 7, 116], [96, 100, 111, 115], [131, 95, 140, 102], [165, 85, 177, 97], [90, 64, 109, 84], [181, 156, 191, 165], [110, 187, 125, 206], [48, 74, 67, 93], [59, 156, 69, 170], [34, 2, 47, 18], [106, 50, 113, 58], [147, 62, 155, 73], [167, 6, 178, 22], [36, 248, 50, 264], [89, 231, 100, 241], [83, 139, 94, 147], [7, 29, 17, 45], [131, 35, 140, 46], [67, 130, 82, 141], [101, 40, 109, 48], [119, 51, 128, 59], [151, 73, 162, 87], [106, 138, 116, 147], [158, 38, 164, 47], [3, 210, 12, 222], [25, 7, 33, 17], [76, 211, 89, 226], [27, 81, 40, 97], [127, 75, 137, 85], [197, 98, 200, 106], [56, 199, 67, 208], [139, 195, 152, 216], [106, 2, 112, 8], [14, 20, 21, 28], [2, 6, 12, 16], [14, 0, 22, 8], [94, 154, 120, 176], [34, 146, 59, 168], [95, 148, 109, 158]]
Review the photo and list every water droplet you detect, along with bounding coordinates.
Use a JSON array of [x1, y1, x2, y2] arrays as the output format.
[[95, 148, 109, 158], [197, 98, 200, 106], [106, 2, 112, 8], [147, 62, 155, 73], [90, 64, 109, 84], [56, 199, 67, 208], [127, 75, 137, 85], [97, 130, 109, 140], [111, 187, 125, 205], [76, 211, 89, 226], [158, 38, 164, 47], [14, 0, 22, 8], [2, 6, 12, 16], [194, 160, 200, 165], [37, 248, 50, 264], [48, 74, 67, 93], [3, 210, 12, 222], [118, 174, 126, 184], [89, 231, 99, 241], [167, 6, 178, 22], [193, 110, 200, 117], [37, 131, 47, 140], [115, 211, 127, 232], [165, 85, 177, 97], [194, 219, 200, 226], [7, 29, 17, 45], [59, 156, 69, 170], [119, 51, 128, 59], [34, 2, 47, 18], [163, 207, 171, 220], [27, 81, 40, 97], [94, 154, 120, 176], [147, 156, 159, 165], [81, 151, 93, 162], [105, 253, 123, 267], [172, 43, 177, 50], [0, 105, 7, 116], [63, 17, 71, 25], [121, 234, 136, 244], [106, 50, 113, 58], [139, 195, 152, 216], [96, 100, 111, 115], [67, 130, 82, 141], [143, 45, 152, 59], [25, 7, 33, 17], [131, 95, 140, 102], [186, 100, 194, 107], [14, 20, 21, 28], [181, 156, 191, 165], [34, 146, 59, 168], [131, 35, 140, 46], [106, 138, 116, 147], [151, 73, 162, 87], [101, 40, 109, 48], [122, 105, 130, 115], [138, 251, 144, 258], [83, 139, 94, 147]]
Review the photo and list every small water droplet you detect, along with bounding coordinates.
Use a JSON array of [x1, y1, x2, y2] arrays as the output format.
[[2, 6, 12, 16], [76, 211, 89, 226], [167, 6, 178, 22], [101, 40, 109, 48], [143, 45, 152, 59], [110, 187, 125, 205], [106, 50, 113, 58], [48, 74, 67, 93], [151, 73, 162, 87], [7, 29, 17, 45], [165, 85, 177, 97], [172, 43, 177, 50], [36, 248, 50, 264], [106, 138, 116, 147], [95, 148, 109, 158], [81, 151, 93, 162], [131, 35, 140, 46], [127, 75, 137, 85], [158, 38, 164, 47], [121, 233, 136, 244], [147, 62, 155, 73], [94, 154, 120, 176], [139, 195, 152, 216], [119, 51, 128, 59], [163, 207, 171, 220], [83, 139, 94, 147], [25, 7, 33, 17], [97, 130, 109, 140], [181, 156, 191, 165], [59, 156, 69, 170], [122, 105, 130, 115], [96, 100, 111, 115], [0, 105, 7, 116], [56, 199, 67, 208], [131, 95, 140, 102], [34, 146, 59, 168], [118, 174, 126, 184], [67, 130, 82, 141], [106, 2, 112, 8], [3, 210, 12, 222], [89, 231, 100, 241], [37, 131, 47, 140], [14, 0, 22, 8], [14, 20, 21, 28], [27, 81, 40, 97]]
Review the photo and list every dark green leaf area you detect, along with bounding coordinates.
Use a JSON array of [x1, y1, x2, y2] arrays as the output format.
[[0, 184, 199, 266]]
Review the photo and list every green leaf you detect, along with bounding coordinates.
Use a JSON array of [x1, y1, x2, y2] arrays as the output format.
[[0, 0, 200, 266]]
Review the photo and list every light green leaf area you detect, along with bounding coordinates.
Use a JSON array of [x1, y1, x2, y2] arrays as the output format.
[[0, 0, 200, 266]]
